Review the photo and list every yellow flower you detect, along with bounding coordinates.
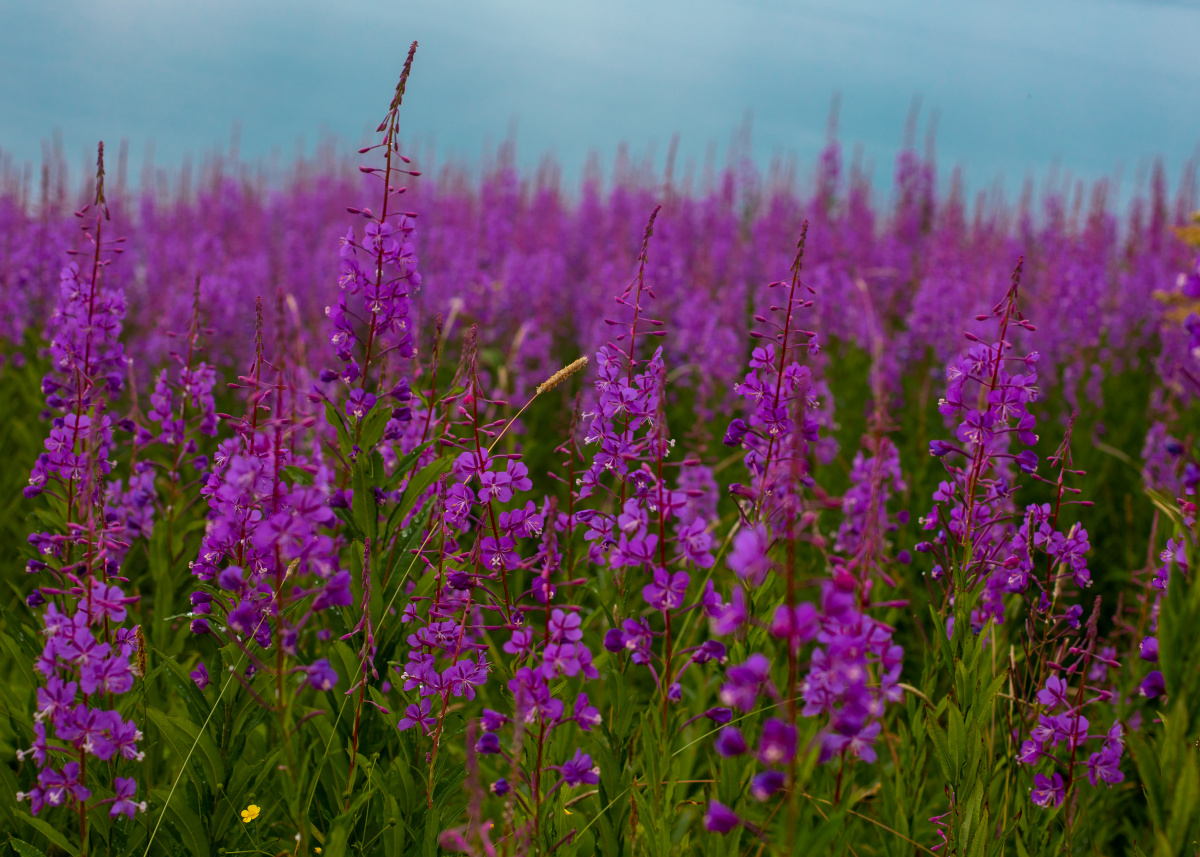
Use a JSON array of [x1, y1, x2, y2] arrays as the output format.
[[240, 804, 261, 823]]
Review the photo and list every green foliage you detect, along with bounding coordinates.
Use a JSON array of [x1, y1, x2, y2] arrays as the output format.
[[0, 317, 1196, 857]]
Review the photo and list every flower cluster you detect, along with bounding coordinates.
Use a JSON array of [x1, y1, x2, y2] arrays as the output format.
[[18, 144, 146, 826]]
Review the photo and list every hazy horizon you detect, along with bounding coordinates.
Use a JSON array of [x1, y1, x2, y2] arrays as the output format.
[[3, 0, 1198, 203]]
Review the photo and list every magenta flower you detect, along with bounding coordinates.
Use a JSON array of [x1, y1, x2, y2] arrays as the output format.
[[549, 609, 583, 642], [758, 719, 798, 765], [1036, 675, 1071, 709], [1087, 744, 1125, 786], [191, 661, 210, 690], [477, 469, 513, 503], [728, 525, 772, 585], [642, 567, 690, 611], [1139, 636, 1159, 663], [714, 727, 747, 757], [306, 659, 339, 691], [750, 770, 785, 801], [344, 388, 377, 419], [110, 776, 146, 819], [704, 800, 741, 833], [1140, 670, 1166, 699], [710, 586, 747, 635], [398, 698, 435, 733], [558, 749, 600, 786], [769, 602, 820, 652], [1030, 772, 1065, 808]]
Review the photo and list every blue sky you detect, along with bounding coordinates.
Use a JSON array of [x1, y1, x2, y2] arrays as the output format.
[[2, 0, 1198, 199]]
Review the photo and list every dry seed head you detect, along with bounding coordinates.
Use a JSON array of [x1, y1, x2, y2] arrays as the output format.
[[537, 356, 589, 395], [134, 625, 148, 678]]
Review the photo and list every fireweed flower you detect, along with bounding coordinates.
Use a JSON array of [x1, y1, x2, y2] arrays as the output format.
[[919, 270, 1130, 813], [1031, 773, 1065, 808], [703, 225, 907, 838], [19, 145, 147, 829], [704, 800, 742, 834], [8, 90, 1199, 854]]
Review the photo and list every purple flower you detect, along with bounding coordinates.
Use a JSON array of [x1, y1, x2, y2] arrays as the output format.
[[41, 761, 92, 806], [710, 586, 747, 636], [478, 470, 513, 503], [398, 698, 435, 733], [574, 693, 602, 731], [345, 388, 377, 419], [1087, 743, 1124, 786], [558, 749, 600, 786], [769, 602, 820, 652], [217, 565, 245, 591], [758, 719, 798, 765], [1140, 670, 1166, 699], [676, 518, 715, 567], [704, 707, 733, 724], [719, 654, 772, 711], [84, 580, 132, 624], [109, 716, 144, 762], [1036, 675, 1070, 709], [603, 628, 624, 652], [110, 776, 146, 819], [549, 609, 583, 642], [506, 459, 533, 492], [190, 662, 210, 690], [704, 800, 741, 833], [81, 649, 134, 695], [306, 659, 339, 691], [714, 727, 747, 757], [1139, 636, 1159, 663], [1050, 713, 1089, 749], [723, 418, 749, 447], [750, 770, 786, 801], [480, 535, 518, 569], [1031, 772, 1065, 808], [58, 705, 117, 760], [36, 676, 77, 725], [728, 525, 771, 586], [481, 709, 508, 732], [444, 656, 489, 699], [1016, 740, 1042, 765], [642, 567, 691, 611], [504, 628, 533, 655], [476, 732, 501, 754]]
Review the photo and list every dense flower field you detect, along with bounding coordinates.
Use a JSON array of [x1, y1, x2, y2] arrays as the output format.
[[2, 51, 1199, 856]]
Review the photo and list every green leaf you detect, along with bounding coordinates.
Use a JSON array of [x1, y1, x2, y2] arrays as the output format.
[[9, 839, 48, 857], [394, 456, 453, 524], [383, 440, 437, 490], [358, 403, 393, 453], [1127, 724, 1165, 830], [352, 460, 379, 546], [17, 812, 77, 856], [156, 653, 212, 726], [0, 631, 37, 696], [329, 641, 362, 698], [971, 672, 1008, 730], [325, 401, 354, 458], [925, 706, 954, 783], [146, 709, 225, 793], [283, 464, 314, 486], [149, 788, 211, 857], [423, 804, 440, 857]]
